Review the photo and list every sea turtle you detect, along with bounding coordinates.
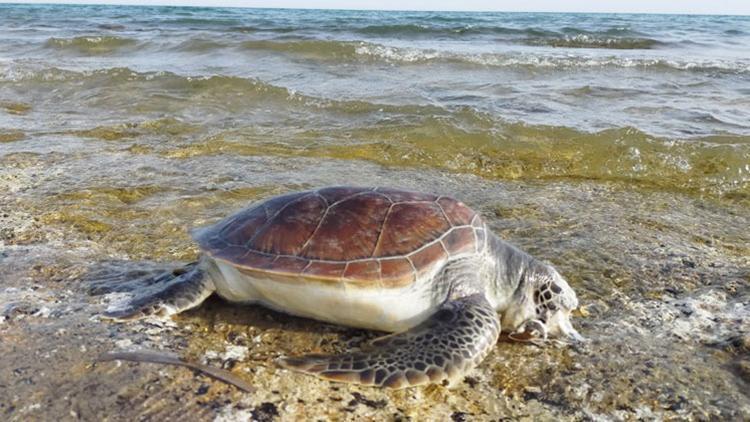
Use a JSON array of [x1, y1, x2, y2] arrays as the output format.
[[98, 186, 582, 389]]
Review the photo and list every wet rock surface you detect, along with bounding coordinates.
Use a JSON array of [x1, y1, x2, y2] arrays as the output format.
[[1, 154, 749, 420]]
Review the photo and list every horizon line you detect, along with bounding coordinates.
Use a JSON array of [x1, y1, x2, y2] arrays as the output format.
[[1, 2, 749, 17]]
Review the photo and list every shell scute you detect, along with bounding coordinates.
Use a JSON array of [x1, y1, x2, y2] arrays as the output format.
[[317, 186, 371, 204], [344, 260, 381, 283], [409, 242, 448, 275], [249, 194, 326, 255], [271, 256, 309, 274], [442, 227, 477, 256], [219, 207, 267, 246], [303, 261, 346, 281], [240, 251, 275, 269], [374, 187, 437, 203], [199, 232, 228, 250], [211, 245, 251, 263], [437, 197, 476, 227], [379, 257, 415, 287], [374, 202, 449, 257], [302, 193, 390, 261]]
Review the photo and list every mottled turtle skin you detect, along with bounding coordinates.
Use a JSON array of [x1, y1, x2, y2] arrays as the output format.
[[99, 186, 583, 389]]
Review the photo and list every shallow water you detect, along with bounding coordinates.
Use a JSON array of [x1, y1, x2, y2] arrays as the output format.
[[1, 4, 749, 420], [2, 5, 750, 199]]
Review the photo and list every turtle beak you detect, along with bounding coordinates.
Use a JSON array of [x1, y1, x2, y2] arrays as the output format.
[[546, 309, 586, 343], [559, 311, 585, 343], [562, 321, 585, 342]]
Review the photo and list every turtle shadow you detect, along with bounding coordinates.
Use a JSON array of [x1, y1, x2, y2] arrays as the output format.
[[182, 296, 383, 344]]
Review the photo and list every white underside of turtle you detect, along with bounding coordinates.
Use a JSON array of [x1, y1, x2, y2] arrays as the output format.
[[209, 259, 439, 332], [92, 186, 583, 389]]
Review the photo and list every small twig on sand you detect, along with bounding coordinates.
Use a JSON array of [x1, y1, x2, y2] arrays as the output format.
[[97, 350, 255, 393]]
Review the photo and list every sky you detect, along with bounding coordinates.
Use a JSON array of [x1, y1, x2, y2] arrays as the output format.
[[4, 0, 750, 15]]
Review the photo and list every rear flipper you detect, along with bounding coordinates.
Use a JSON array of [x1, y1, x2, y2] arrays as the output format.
[[87, 262, 194, 295], [88, 260, 215, 320], [278, 293, 500, 389]]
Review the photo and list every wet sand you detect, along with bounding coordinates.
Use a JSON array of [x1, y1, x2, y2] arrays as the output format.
[[1, 151, 748, 420]]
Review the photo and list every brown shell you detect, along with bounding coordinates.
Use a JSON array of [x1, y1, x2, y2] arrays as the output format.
[[193, 186, 484, 288]]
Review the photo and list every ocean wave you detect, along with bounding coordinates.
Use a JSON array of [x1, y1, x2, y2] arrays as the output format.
[[230, 23, 558, 38], [350, 23, 654, 42], [97, 23, 126, 31], [354, 23, 557, 37], [0, 129, 25, 143], [0, 66, 295, 102], [238, 39, 439, 62], [163, 118, 750, 201], [14, 37, 750, 77], [165, 17, 241, 27], [560, 26, 644, 36], [175, 38, 229, 52], [240, 39, 359, 58], [354, 23, 654, 51], [3, 63, 747, 199], [352, 43, 749, 74], [229, 25, 300, 34], [724, 29, 745, 35], [72, 117, 200, 141], [45, 36, 137, 54], [347, 24, 676, 51], [231, 38, 749, 73], [524, 34, 660, 49]]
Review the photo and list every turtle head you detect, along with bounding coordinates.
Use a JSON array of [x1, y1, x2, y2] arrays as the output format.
[[505, 260, 584, 342]]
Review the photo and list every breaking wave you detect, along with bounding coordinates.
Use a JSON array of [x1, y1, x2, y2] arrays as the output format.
[[523, 34, 661, 49], [44, 36, 137, 54], [234, 39, 749, 74]]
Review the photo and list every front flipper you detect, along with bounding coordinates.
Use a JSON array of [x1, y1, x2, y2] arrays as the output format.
[[508, 319, 548, 346], [90, 261, 215, 320], [278, 294, 500, 389]]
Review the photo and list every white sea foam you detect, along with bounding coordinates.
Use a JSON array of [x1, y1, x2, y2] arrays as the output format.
[[352, 42, 750, 74]]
